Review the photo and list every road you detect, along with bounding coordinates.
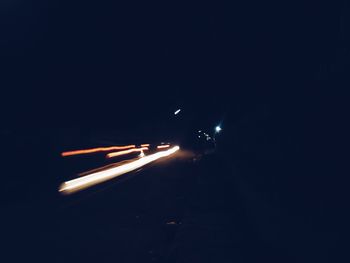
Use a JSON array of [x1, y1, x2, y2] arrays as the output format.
[[2, 144, 199, 263], [1, 135, 347, 263], [0, 145, 292, 263]]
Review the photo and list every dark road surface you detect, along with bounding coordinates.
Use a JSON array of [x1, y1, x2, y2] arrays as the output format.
[[2, 149, 201, 263], [1, 132, 348, 263]]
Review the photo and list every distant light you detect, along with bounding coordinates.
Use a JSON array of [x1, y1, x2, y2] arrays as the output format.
[[174, 109, 181, 115], [215, 126, 222, 132], [139, 151, 145, 157]]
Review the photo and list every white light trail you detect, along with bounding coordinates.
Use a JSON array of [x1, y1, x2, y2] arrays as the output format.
[[157, 144, 170, 149], [106, 147, 149, 158], [174, 109, 181, 115], [59, 146, 180, 195]]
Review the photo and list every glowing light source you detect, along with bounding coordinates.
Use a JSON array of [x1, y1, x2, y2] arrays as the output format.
[[61, 145, 136, 157], [174, 109, 181, 115], [106, 147, 149, 158], [59, 146, 180, 195], [157, 144, 170, 149], [215, 126, 222, 132], [141, 144, 150, 147]]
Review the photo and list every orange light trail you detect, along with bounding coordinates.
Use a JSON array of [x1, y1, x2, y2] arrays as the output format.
[[157, 144, 170, 149], [61, 145, 136, 157], [59, 146, 180, 194], [141, 144, 150, 147], [106, 147, 149, 158]]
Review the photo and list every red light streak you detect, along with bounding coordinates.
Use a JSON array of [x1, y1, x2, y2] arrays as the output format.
[[61, 145, 136, 157]]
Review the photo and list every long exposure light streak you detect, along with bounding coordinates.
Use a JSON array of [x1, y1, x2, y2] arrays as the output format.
[[59, 146, 180, 195], [61, 145, 136, 157], [106, 147, 149, 158], [157, 144, 170, 149]]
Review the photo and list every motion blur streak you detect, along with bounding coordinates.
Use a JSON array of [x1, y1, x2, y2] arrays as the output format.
[[61, 145, 136, 157], [106, 147, 149, 158], [141, 144, 150, 147], [59, 146, 180, 194], [157, 145, 170, 149], [174, 109, 181, 115]]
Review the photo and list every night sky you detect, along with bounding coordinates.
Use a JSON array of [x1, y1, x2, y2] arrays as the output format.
[[1, 1, 347, 157], [2, 1, 346, 127]]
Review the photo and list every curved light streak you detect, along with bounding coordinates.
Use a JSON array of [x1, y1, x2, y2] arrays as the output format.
[[59, 146, 180, 195]]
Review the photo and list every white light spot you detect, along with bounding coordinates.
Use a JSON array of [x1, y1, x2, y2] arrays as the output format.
[[174, 109, 181, 115], [215, 126, 222, 132]]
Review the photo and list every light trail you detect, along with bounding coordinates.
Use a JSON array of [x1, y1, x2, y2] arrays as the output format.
[[141, 144, 150, 147], [61, 145, 136, 157], [157, 144, 170, 149], [106, 147, 149, 158], [59, 146, 180, 195]]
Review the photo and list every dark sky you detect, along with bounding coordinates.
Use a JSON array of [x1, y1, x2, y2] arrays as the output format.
[[1, 1, 348, 134]]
